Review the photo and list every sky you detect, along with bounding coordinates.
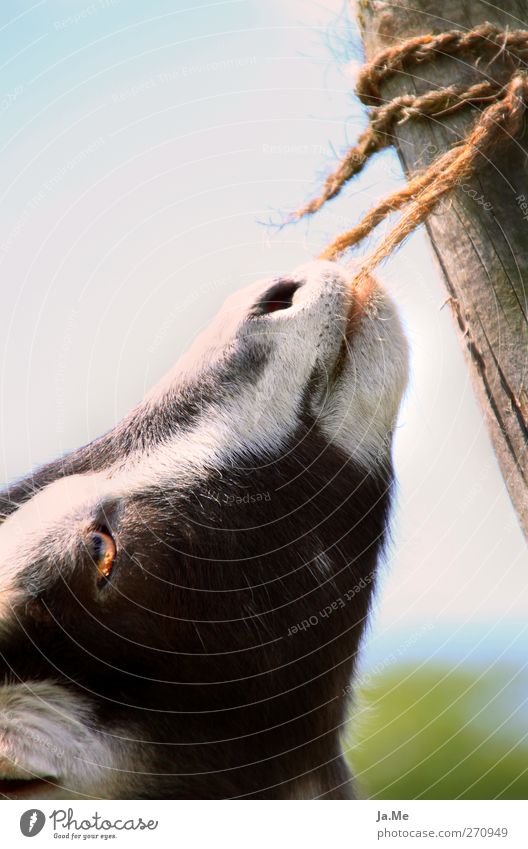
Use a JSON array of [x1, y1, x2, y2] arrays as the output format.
[[0, 0, 526, 669]]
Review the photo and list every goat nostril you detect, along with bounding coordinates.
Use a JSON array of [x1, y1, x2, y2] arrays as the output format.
[[254, 279, 301, 316]]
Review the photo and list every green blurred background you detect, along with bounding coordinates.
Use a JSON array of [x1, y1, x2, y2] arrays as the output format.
[[347, 624, 528, 799]]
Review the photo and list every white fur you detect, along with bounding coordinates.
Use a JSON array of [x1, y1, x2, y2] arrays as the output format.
[[317, 287, 409, 463], [0, 682, 134, 799]]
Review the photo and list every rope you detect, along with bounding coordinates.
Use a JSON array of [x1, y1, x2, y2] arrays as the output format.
[[291, 22, 528, 274]]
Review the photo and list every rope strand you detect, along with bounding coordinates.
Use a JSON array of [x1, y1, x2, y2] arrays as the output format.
[[290, 23, 528, 276], [323, 73, 528, 270], [293, 79, 500, 220]]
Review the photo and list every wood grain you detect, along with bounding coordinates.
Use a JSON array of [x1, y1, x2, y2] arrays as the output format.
[[357, 0, 528, 538]]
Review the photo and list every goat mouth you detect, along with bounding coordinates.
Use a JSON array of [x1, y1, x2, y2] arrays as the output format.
[[323, 272, 379, 391], [0, 775, 55, 798], [345, 271, 377, 337]]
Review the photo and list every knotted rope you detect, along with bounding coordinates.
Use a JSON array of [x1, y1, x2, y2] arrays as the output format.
[[292, 22, 528, 277]]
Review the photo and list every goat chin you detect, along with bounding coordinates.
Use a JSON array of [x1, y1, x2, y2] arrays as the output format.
[[0, 260, 408, 799]]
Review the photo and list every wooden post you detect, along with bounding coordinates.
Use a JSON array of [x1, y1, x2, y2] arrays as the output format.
[[356, 0, 528, 538]]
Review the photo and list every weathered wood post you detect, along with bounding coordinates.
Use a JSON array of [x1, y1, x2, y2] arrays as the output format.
[[356, 0, 528, 538]]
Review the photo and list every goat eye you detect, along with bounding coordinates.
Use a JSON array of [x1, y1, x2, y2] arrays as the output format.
[[87, 530, 116, 584]]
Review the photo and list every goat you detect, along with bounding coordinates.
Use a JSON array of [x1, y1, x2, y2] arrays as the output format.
[[0, 260, 408, 799]]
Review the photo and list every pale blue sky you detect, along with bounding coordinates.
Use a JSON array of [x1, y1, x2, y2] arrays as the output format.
[[0, 0, 526, 669]]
